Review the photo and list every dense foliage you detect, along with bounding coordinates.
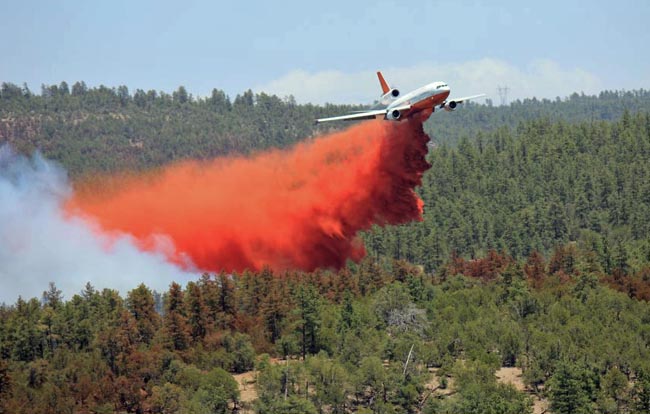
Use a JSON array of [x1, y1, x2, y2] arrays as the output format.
[[427, 90, 650, 145], [1, 258, 650, 413], [368, 111, 650, 277]]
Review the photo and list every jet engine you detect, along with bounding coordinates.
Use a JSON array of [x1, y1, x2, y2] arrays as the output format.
[[443, 101, 458, 112], [386, 109, 401, 120], [379, 88, 400, 105]]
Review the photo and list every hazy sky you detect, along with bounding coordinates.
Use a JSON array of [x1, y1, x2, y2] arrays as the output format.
[[1, 0, 649, 103]]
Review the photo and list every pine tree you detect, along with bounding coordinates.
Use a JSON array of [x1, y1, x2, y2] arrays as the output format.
[[163, 282, 190, 351], [185, 282, 208, 343], [548, 362, 593, 414], [295, 285, 321, 359], [125, 284, 160, 345]]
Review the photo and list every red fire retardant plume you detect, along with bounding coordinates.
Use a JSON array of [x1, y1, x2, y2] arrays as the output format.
[[66, 111, 432, 272]]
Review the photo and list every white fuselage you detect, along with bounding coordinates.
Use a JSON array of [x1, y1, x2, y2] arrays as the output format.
[[385, 81, 451, 112]]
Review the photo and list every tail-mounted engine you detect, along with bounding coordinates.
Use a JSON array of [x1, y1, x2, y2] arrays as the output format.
[[380, 88, 400, 105]]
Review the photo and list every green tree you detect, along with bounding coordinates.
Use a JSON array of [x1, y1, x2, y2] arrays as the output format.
[[173, 86, 189, 104], [223, 333, 255, 373], [306, 353, 350, 413], [295, 285, 322, 358], [163, 283, 190, 351], [0, 359, 11, 414], [548, 361, 594, 414], [149, 382, 186, 414], [187, 368, 238, 414], [597, 366, 629, 413], [354, 356, 389, 408], [632, 370, 650, 413], [255, 395, 318, 414], [42, 282, 63, 310], [126, 284, 160, 344], [185, 282, 208, 343]]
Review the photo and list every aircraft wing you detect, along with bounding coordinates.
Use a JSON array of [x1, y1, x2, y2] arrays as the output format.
[[450, 94, 486, 103], [316, 109, 390, 123], [316, 104, 412, 123]]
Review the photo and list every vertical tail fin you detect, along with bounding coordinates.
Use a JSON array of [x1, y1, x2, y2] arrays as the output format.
[[377, 71, 390, 94]]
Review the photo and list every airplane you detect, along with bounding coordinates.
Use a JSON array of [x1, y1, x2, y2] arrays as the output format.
[[315, 71, 485, 123]]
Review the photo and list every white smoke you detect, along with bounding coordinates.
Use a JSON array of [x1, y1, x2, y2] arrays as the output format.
[[0, 146, 195, 304]]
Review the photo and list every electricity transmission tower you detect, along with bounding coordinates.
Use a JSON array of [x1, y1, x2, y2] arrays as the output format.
[[497, 85, 510, 106]]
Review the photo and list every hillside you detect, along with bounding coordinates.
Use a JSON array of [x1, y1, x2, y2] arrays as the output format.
[[0, 82, 359, 176], [426, 90, 650, 145], [2, 261, 650, 413], [2, 82, 649, 175], [369, 111, 650, 272]]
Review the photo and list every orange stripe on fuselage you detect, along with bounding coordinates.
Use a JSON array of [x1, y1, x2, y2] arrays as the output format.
[[401, 90, 450, 119]]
